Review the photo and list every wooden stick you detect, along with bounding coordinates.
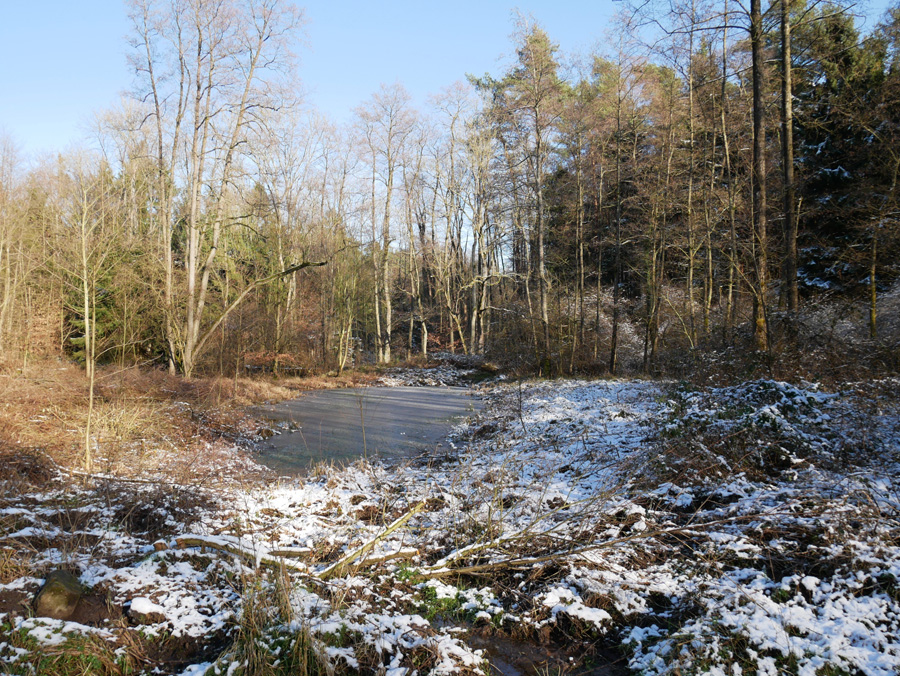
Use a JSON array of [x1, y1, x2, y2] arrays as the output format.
[[318, 502, 424, 580], [173, 535, 310, 572]]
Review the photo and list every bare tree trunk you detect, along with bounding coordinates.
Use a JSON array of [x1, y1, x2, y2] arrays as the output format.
[[370, 163, 384, 363], [643, 107, 674, 373], [535, 128, 552, 370], [408, 249, 416, 362], [593, 185, 604, 361], [478, 239, 489, 353], [609, 80, 624, 375], [469, 236, 479, 353], [0, 243, 10, 355], [751, 0, 769, 352], [84, 297, 97, 473], [870, 232, 878, 339], [721, 2, 738, 344], [781, 0, 799, 315], [571, 152, 585, 373], [610, 192, 621, 375], [703, 126, 717, 336], [380, 157, 394, 363], [80, 205, 93, 384], [686, 12, 698, 346]]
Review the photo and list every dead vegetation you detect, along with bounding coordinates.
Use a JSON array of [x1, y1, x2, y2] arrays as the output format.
[[2, 361, 899, 675], [0, 360, 377, 482]]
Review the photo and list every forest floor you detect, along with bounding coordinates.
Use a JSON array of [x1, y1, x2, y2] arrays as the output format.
[[1, 359, 900, 675]]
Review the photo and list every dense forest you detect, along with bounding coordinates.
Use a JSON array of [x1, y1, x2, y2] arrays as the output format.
[[1, 0, 898, 380]]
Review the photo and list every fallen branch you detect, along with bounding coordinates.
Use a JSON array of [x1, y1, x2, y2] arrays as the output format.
[[172, 535, 310, 573], [358, 548, 419, 566], [166, 527, 419, 580], [269, 546, 313, 559], [318, 502, 425, 581], [419, 507, 797, 579]]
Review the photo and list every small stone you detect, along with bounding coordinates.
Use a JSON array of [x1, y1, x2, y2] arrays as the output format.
[[33, 570, 83, 620], [128, 597, 167, 625]]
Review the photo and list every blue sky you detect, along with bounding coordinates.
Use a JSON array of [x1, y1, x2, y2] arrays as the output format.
[[0, 0, 893, 159]]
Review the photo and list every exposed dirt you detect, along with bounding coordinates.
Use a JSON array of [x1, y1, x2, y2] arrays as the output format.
[[0, 588, 32, 617], [466, 626, 628, 676], [69, 590, 125, 626], [139, 630, 231, 672]]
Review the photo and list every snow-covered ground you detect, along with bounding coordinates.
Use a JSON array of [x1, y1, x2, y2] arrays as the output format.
[[2, 376, 899, 675], [377, 353, 492, 387]]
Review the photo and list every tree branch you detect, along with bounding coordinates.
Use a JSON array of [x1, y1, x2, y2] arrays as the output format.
[[192, 260, 327, 364]]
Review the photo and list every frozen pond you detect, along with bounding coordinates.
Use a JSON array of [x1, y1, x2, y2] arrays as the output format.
[[250, 386, 480, 473]]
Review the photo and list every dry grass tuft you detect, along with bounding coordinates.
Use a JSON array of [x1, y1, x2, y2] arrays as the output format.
[[0, 547, 32, 584], [5, 628, 144, 676], [0, 445, 56, 488], [0, 358, 377, 485], [219, 571, 330, 676]]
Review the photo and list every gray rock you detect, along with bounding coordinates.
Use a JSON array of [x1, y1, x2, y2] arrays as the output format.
[[33, 570, 83, 620]]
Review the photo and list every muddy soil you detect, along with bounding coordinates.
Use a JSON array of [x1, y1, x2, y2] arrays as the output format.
[[466, 626, 628, 676]]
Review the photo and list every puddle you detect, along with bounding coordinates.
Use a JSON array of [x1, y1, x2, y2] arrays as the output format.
[[249, 386, 480, 473]]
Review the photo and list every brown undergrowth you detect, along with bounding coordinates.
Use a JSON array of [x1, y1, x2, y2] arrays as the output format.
[[0, 359, 377, 482]]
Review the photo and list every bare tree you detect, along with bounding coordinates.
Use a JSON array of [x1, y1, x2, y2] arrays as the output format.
[[0, 133, 25, 359], [50, 153, 118, 470], [781, 0, 799, 315], [750, 0, 770, 352], [355, 84, 417, 363], [128, 0, 304, 376]]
